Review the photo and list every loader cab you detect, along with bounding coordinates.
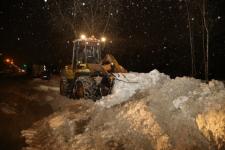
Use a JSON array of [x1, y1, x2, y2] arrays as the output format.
[[72, 36, 105, 69]]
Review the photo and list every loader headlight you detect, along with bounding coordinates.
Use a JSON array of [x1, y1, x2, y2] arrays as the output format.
[[101, 37, 106, 42], [80, 34, 86, 40]]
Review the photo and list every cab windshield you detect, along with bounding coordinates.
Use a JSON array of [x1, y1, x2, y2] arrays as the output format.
[[74, 41, 102, 65]]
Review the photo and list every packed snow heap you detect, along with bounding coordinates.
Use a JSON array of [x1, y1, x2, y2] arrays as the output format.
[[22, 70, 225, 150]]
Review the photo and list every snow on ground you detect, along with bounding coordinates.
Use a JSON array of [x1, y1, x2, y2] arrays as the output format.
[[0, 75, 78, 149], [97, 69, 170, 108], [22, 70, 225, 150]]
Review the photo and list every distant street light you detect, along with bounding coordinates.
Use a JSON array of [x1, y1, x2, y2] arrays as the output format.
[[5, 58, 11, 63], [23, 64, 27, 68]]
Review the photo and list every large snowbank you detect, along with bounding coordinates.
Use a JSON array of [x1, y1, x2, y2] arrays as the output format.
[[22, 70, 225, 150], [97, 69, 170, 108]]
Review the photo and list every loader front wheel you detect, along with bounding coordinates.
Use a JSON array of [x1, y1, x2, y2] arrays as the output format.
[[73, 81, 84, 99], [60, 79, 66, 95], [60, 78, 71, 96], [72, 77, 101, 100]]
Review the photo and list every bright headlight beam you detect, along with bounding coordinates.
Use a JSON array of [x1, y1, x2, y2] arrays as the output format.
[[101, 37, 106, 42], [80, 34, 86, 40]]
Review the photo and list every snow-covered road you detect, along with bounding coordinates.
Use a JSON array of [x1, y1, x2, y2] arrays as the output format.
[[0, 76, 75, 150]]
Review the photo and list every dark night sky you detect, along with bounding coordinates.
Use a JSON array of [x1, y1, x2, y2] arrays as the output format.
[[0, 0, 225, 79]]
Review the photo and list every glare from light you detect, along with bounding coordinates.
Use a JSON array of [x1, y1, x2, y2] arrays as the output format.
[[43, 65, 47, 71], [101, 37, 106, 42], [5, 58, 10, 63], [80, 34, 86, 40]]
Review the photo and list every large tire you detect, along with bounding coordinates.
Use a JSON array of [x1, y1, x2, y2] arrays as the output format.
[[73, 81, 84, 99], [73, 76, 101, 101], [100, 75, 115, 96], [60, 77, 73, 96]]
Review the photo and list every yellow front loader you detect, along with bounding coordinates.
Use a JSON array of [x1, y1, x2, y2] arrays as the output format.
[[60, 35, 127, 100]]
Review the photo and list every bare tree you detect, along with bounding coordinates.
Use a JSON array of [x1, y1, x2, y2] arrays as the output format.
[[48, 0, 121, 38], [191, 0, 209, 82], [184, 0, 196, 77], [202, 0, 209, 83]]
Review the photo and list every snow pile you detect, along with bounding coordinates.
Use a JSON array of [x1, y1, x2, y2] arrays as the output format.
[[196, 109, 225, 149], [117, 100, 172, 149], [172, 96, 189, 109], [22, 70, 225, 150], [97, 69, 169, 108], [21, 101, 95, 150]]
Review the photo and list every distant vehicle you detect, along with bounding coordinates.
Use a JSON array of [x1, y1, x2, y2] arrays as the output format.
[[32, 64, 51, 80], [41, 65, 51, 80]]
